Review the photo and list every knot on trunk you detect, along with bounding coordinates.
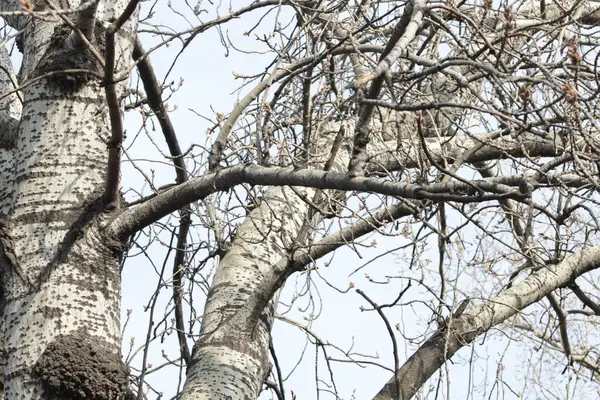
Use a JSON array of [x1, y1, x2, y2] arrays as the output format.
[[33, 331, 132, 400], [35, 23, 106, 92]]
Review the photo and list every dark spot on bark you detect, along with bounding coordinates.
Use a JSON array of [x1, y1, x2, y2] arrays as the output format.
[[35, 23, 106, 92], [15, 33, 24, 54], [33, 331, 132, 400], [36, 305, 63, 319]]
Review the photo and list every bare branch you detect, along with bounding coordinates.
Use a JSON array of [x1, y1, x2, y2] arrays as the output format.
[[372, 246, 600, 400], [289, 201, 418, 269], [132, 38, 191, 366], [348, 0, 425, 177], [103, 0, 140, 205], [108, 164, 535, 239]]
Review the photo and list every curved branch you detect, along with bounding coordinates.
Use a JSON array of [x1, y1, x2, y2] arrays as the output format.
[[108, 164, 534, 239], [371, 246, 600, 400], [133, 38, 191, 365]]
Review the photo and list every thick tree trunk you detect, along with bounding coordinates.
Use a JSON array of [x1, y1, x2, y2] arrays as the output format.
[[181, 122, 352, 399], [0, 1, 136, 398]]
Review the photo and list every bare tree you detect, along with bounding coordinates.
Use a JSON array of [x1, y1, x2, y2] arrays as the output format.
[[1, 0, 600, 399]]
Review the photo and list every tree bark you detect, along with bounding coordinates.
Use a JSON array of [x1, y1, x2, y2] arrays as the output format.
[[180, 122, 352, 399], [0, 1, 137, 398]]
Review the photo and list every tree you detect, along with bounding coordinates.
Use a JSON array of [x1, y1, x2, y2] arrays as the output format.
[[1, 0, 600, 398]]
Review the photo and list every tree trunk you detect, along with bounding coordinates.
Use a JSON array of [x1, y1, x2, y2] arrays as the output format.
[[1, 1, 600, 399], [181, 121, 352, 398], [0, 1, 136, 398]]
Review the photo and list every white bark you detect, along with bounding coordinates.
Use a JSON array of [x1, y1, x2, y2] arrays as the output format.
[[0, 1, 137, 398], [181, 122, 352, 399], [0, 1, 597, 399], [373, 246, 600, 400]]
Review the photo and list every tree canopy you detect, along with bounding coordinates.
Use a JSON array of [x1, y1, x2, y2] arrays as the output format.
[[2, 0, 600, 399]]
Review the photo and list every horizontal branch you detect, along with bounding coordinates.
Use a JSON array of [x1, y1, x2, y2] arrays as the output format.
[[371, 246, 600, 400], [366, 131, 571, 173], [109, 162, 565, 238]]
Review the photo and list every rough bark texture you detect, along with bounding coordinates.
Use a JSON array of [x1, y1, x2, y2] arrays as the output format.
[[1, 1, 599, 399], [0, 1, 136, 398]]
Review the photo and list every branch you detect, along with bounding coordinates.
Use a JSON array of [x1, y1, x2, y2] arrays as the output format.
[[366, 131, 570, 173], [108, 164, 532, 239], [371, 246, 600, 400], [348, 0, 425, 177], [356, 0, 425, 87], [289, 201, 418, 269], [547, 292, 572, 368], [569, 282, 600, 315], [75, 0, 100, 41], [133, 39, 186, 183], [490, 0, 600, 28], [133, 38, 191, 365], [103, 0, 140, 205], [356, 289, 406, 399], [43, 0, 104, 66]]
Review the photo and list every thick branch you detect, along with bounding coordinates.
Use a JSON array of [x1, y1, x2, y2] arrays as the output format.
[[75, 0, 100, 41], [372, 246, 600, 400], [108, 164, 533, 239], [103, 0, 140, 204], [366, 131, 569, 173]]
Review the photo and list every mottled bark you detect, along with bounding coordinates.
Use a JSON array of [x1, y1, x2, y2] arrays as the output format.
[[0, 1, 136, 398], [0, 1, 598, 399], [180, 122, 352, 399]]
